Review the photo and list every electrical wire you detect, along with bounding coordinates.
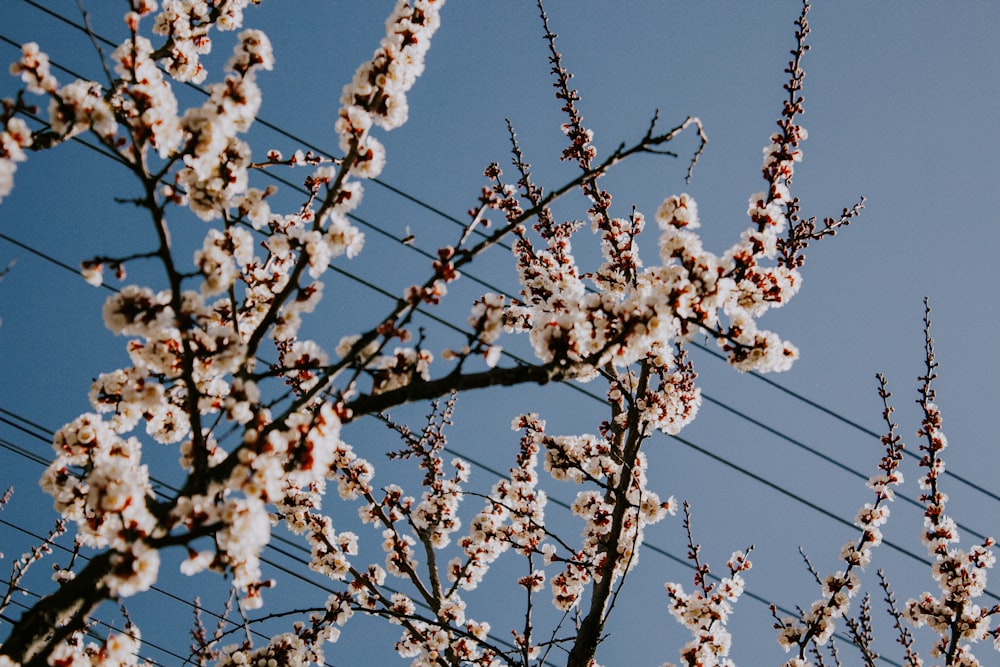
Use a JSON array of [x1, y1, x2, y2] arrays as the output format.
[[0, 102, 967, 666], [1, 0, 941, 481], [6, 20, 996, 522], [0, 406, 903, 667], [2, 216, 993, 557]]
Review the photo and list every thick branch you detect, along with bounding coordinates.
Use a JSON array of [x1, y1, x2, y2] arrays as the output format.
[[1, 552, 114, 667], [566, 363, 651, 667], [343, 360, 578, 423]]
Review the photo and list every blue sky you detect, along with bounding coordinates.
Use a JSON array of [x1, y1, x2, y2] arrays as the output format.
[[1, 1, 999, 665]]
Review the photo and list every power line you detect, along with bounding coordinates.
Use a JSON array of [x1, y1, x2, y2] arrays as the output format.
[[1, 157, 996, 579], [0, 0, 941, 498], [0, 90, 983, 525], [1, 0, 914, 470], [0, 219, 907, 524], [0, 19, 934, 503], [8, 213, 994, 559]]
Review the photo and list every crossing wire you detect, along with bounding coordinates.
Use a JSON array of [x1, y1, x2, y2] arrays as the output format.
[[3, 78, 993, 522], [0, 106, 995, 595], [0, 216, 994, 549], [0, 405, 903, 667]]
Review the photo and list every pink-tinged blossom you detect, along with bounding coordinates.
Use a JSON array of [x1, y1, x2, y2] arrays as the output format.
[[227, 29, 274, 74], [42, 415, 158, 553], [105, 542, 160, 598], [48, 80, 117, 140], [0, 116, 32, 202], [656, 193, 700, 229], [152, 0, 257, 83], [282, 339, 329, 392], [217, 632, 319, 667], [110, 35, 183, 158], [9, 42, 57, 94], [336, 0, 444, 179], [371, 347, 433, 394], [324, 212, 366, 259], [235, 186, 273, 229], [172, 30, 272, 220], [902, 375, 999, 664]]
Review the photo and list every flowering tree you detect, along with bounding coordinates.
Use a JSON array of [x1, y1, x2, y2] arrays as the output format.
[[1, 1, 995, 666]]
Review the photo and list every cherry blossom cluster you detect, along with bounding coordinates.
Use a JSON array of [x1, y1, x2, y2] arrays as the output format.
[[363, 415, 508, 665], [901, 332, 1000, 666], [336, 330, 441, 398], [448, 414, 547, 598], [6, 16, 272, 228], [266, 398, 522, 666], [614, 346, 701, 437], [194, 226, 256, 295], [42, 626, 146, 667], [9, 42, 57, 95], [98, 286, 246, 442], [490, 14, 808, 383], [391, 609, 500, 667], [48, 73, 116, 142], [0, 112, 31, 204], [174, 29, 273, 220], [372, 347, 435, 394], [152, 0, 257, 83], [258, 208, 361, 348], [108, 32, 178, 158], [273, 402, 536, 665], [663, 546, 752, 667], [537, 426, 675, 612], [216, 632, 320, 667], [3, 44, 57, 202], [442, 292, 506, 368], [496, 2, 824, 384], [499, 128, 806, 378], [335, 0, 444, 180], [39, 414, 161, 596]]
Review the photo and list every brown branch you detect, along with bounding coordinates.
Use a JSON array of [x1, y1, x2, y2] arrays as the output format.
[[343, 359, 579, 423], [566, 363, 651, 667], [1, 552, 114, 666]]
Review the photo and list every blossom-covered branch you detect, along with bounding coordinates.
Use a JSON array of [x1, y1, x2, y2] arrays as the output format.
[[771, 373, 904, 665]]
